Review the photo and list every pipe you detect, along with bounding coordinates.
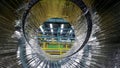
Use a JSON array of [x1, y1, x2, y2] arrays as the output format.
[[0, 0, 120, 68]]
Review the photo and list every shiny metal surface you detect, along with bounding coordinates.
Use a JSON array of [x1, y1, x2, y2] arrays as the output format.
[[0, 0, 120, 68]]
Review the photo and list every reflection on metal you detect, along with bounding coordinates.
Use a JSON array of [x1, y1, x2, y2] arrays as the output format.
[[0, 0, 120, 68], [22, 0, 92, 59]]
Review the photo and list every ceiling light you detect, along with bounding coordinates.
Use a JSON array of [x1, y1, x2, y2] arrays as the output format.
[[50, 24, 53, 33], [51, 29, 53, 33], [61, 24, 64, 29], [40, 25, 44, 34], [60, 24, 64, 34], [50, 24, 53, 28], [61, 30, 63, 33], [69, 30, 72, 33]]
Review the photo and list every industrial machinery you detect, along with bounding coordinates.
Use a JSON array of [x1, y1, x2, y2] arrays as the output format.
[[0, 0, 120, 68]]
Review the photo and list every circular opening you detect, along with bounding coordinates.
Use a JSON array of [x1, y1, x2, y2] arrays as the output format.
[[22, 0, 92, 60]]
